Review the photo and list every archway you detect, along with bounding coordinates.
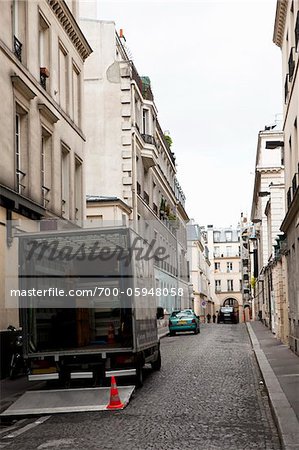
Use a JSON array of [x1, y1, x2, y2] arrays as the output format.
[[223, 298, 239, 323]]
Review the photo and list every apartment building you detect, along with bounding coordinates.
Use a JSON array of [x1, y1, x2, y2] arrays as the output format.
[[187, 222, 213, 322], [0, 0, 91, 329], [79, 18, 190, 313], [206, 225, 243, 322], [273, 0, 299, 354], [250, 128, 286, 338]]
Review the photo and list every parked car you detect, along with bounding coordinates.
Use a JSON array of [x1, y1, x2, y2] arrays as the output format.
[[169, 311, 200, 335]]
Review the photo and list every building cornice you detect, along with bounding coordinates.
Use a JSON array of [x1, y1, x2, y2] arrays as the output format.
[[273, 0, 288, 48], [256, 166, 283, 174], [47, 0, 92, 61]]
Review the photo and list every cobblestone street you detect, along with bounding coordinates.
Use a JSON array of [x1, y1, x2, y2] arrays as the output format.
[[1, 324, 281, 450]]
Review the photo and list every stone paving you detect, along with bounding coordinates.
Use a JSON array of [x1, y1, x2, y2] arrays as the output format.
[[1, 324, 281, 449]]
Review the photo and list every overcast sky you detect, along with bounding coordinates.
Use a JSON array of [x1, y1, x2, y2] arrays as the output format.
[[98, 0, 282, 227]]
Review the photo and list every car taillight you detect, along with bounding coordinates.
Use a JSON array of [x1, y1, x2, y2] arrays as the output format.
[[192, 319, 196, 323]]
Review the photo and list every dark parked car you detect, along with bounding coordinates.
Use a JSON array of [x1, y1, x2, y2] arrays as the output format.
[[217, 306, 237, 324]]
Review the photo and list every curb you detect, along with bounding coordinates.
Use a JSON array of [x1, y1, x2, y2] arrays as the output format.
[[246, 322, 299, 450]]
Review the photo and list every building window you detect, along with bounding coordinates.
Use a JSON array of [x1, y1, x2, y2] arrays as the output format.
[[13, 0, 26, 63], [41, 128, 52, 208], [213, 231, 220, 242], [288, 47, 295, 82], [61, 145, 70, 219], [226, 246, 232, 257], [142, 109, 149, 134], [136, 182, 141, 195], [39, 13, 50, 90], [284, 74, 289, 104], [72, 64, 80, 125], [75, 156, 82, 221], [215, 280, 221, 293], [227, 280, 233, 291], [58, 43, 68, 111], [227, 262, 233, 272], [225, 231, 232, 242], [15, 105, 28, 194], [144, 190, 149, 205], [214, 262, 220, 271], [214, 246, 220, 257]]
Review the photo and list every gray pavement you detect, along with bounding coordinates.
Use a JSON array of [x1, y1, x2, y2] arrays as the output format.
[[0, 324, 281, 449], [247, 321, 299, 450]]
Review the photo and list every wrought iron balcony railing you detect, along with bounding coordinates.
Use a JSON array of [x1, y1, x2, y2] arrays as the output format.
[[287, 187, 292, 208], [296, 11, 299, 49], [136, 182, 141, 195], [288, 47, 295, 82], [284, 74, 289, 104], [14, 36, 22, 62], [141, 133, 156, 146], [143, 191, 149, 205], [292, 172, 298, 196]]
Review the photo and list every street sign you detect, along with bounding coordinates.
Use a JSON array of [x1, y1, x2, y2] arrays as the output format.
[[201, 300, 206, 308]]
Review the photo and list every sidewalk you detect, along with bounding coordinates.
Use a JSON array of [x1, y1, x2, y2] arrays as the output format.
[[247, 321, 299, 450]]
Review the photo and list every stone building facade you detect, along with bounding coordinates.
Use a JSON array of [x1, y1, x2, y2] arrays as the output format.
[[273, 1, 299, 354], [250, 128, 286, 335], [206, 225, 243, 322], [0, 0, 91, 329], [187, 222, 213, 322], [79, 18, 190, 316]]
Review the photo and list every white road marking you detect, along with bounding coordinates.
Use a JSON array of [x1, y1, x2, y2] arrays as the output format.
[[0, 419, 27, 435], [3, 416, 51, 439]]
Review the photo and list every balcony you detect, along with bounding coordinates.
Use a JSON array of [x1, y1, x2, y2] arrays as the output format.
[[14, 36, 22, 62], [288, 47, 295, 82], [40, 67, 50, 90], [287, 187, 292, 208], [140, 134, 158, 170], [292, 172, 298, 196], [143, 191, 149, 205], [131, 64, 154, 102], [296, 11, 299, 49], [284, 74, 289, 104], [136, 182, 141, 195]]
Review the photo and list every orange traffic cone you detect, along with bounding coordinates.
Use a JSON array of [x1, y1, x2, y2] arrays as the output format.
[[106, 376, 124, 410], [107, 323, 115, 344]]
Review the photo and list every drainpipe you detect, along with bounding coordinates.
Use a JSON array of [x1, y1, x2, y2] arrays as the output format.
[[131, 80, 138, 229]]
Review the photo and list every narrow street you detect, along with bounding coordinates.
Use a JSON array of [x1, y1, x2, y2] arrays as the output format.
[[1, 324, 281, 450]]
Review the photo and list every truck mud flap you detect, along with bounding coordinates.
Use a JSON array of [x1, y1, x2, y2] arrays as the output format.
[[0, 386, 135, 416]]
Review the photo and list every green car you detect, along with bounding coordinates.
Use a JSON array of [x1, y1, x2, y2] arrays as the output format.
[[169, 310, 200, 336]]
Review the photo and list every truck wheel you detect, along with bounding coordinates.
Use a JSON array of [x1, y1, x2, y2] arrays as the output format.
[[151, 350, 161, 371]]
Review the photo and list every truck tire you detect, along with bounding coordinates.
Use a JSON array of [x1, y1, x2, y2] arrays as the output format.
[[151, 349, 161, 371]]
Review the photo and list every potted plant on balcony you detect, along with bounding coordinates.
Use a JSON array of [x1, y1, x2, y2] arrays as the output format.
[[40, 67, 50, 78], [159, 197, 166, 219], [168, 213, 179, 230]]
